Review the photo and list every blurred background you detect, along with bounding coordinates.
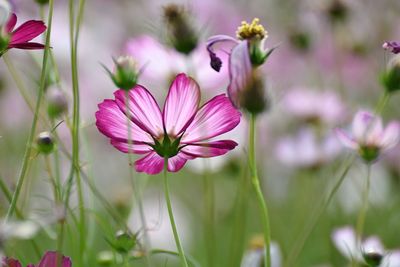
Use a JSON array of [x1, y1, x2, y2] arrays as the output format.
[[1, 0, 400, 266]]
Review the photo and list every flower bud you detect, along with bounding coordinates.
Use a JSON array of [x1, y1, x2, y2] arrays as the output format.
[[97, 251, 114, 266], [163, 4, 198, 55], [327, 0, 348, 23], [46, 87, 68, 118], [380, 55, 400, 93], [36, 131, 55, 154], [34, 0, 49, 5], [110, 230, 137, 254], [105, 56, 139, 91], [363, 250, 383, 267]]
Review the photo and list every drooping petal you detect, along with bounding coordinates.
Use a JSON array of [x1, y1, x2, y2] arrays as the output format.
[[206, 34, 238, 72], [110, 140, 152, 154], [37, 251, 72, 267], [352, 111, 383, 144], [181, 94, 241, 143], [335, 128, 358, 149], [227, 40, 252, 108], [380, 122, 400, 150], [114, 87, 164, 138], [167, 153, 193, 172], [5, 13, 17, 33], [3, 258, 22, 267], [134, 152, 164, 175], [8, 42, 45, 49], [181, 140, 238, 157], [95, 99, 153, 144], [163, 73, 200, 136], [10, 20, 46, 44]]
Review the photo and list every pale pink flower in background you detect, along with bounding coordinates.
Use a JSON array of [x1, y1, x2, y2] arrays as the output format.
[[95, 73, 241, 175], [282, 87, 345, 125], [332, 226, 400, 267], [241, 241, 281, 267], [335, 110, 400, 162], [275, 128, 341, 168], [124, 35, 229, 96]]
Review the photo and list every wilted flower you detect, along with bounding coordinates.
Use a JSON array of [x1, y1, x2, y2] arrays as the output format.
[[382, 41, 400, 54], [2, 251, 72, 267], [241, 235, 281, 267], [332, 226, 400, 267], [335, 110, 400, 163], [0, 13, 46, 56], [276, 128, 341, 169], [96, 73, 241, 175]]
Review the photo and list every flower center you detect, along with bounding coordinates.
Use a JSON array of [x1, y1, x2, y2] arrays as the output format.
[[236, 18, 267, 40], [358, 145, 380, 163], [151, 134, 181, 158]]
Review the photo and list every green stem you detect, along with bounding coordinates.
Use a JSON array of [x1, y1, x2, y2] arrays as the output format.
[[203, 166, 215, 267], [149, 249, 200, 267], [5, 0, 55, 221], [163, 158, 189, 267], [356, 165, 371, 244], [249, 114, 271, 267], [285, 156, 355, 267], [374, 91, 390, 115], [124, 91, 152, 266]]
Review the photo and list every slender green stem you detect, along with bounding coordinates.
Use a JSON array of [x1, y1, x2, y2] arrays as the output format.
[[249, 114, 271, 267], [163, 159, 189, 267], [375, 91, 390, 115], [285, 156, 355, 267], [149, 249, 200, 267], [5, 0, 55, 221], [356, 164, 371, 244], [124, 91, 152, 266], [203, 165, 216, 267]]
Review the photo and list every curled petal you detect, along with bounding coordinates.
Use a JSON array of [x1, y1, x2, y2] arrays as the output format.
[[114, 87, 164, 138], [206, 34, 238, 72], [227, 40, 252, 108], [352, 111, 383, 144], [380, 122, 400, 150], [10, 20, 46, 44], [181, 140, 238, 157], [37, 251, 72, 267], [383, 41, 400, 54], [95, 99, 153, 143], [5, 13, 17, 33], [8, 42, 45, 49], [134, 152, 164, 175], [163, 73, 200, 136], [335, 128, 358, 149], [181, 94, 241, 143]]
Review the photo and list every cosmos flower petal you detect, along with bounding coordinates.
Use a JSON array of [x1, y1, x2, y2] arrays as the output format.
[[352, 111, 383, 143], [206, 34, 238, 72], [163, 73, 200, 136], [181, 94, 241, 143], [181, 140, 238, 157], [95, 99, 153, 143], [5, 13, 17, 33], [36, 251, 72, 267], [3, 258, 22, 267], [383, 250, 400, 267], [227, 40, 252, 108], [110, 140, 152, 155], [167, 153, 193, 172], [8, 42, 45, 49], [114, 87, 164, 138], [383, 41, 400, 54], [10, 20, 46, 44], [332, 226, 360, 261], [362, 236, 385, 254], [335, 128, 358, 149], [134, 152, 164, 175], [381, 122, 400, 150]]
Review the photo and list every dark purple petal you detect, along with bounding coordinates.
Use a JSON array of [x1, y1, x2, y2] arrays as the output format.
[[206, 34, 238, 72], [382, 41, 400, 54], [10, 20, 46, 44], [8, 42, 45, 49]]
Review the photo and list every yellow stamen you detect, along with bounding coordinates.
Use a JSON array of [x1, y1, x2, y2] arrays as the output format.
[[236, 18, 267, 40]]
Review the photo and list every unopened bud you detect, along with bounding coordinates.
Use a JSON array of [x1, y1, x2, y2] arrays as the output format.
[[34, 0, 49, 5], [239, 71, 270, 115], [36, 131, 55, 154], [363, 250, 384, 267], [105, 56, 139, 91], [163, 4, 198, 55], [111, 230, 137, 254], [46, 87, 68, 118], [380, 55, 400, 93], [97, 251, 114, 266], [327, 0, 348, 23]]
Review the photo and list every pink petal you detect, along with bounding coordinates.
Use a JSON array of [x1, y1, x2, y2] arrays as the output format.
[[3, 258, 22, 267], [352, 111, 383, 143], [163, 73, 200, 136], [37, 251, 72, 267], [381, 122, 400, 150], [5, 13, 17, 33], [10, 20, 46, 44], [134, 152, 164, 175], [110, 140, 152, 155], [331, 226, 360, 261], [181, 94, 241, 143], [114, 87, 163, 138], [206, 34, 239, 72], [383, 250, 400, 267], [335, 128, 358, 149], [167, 153, 193, 172], [181, 140, 238, 157], [8, 42, 45, 49], [95, 99, 153, 144], [227, 40, 252, 108]]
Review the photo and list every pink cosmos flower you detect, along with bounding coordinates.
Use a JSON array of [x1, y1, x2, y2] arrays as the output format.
[[383, 41, 400, 54], [1, 13, 46, 52], [95, 73, 241, 175], [2, 251, 71, 267], [335, 110, 400, 162]]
